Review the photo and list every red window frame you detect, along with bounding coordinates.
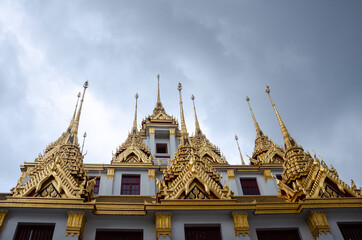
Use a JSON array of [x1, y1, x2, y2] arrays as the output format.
[[240, 178, 260, 195], [121, 175, 140, 195]]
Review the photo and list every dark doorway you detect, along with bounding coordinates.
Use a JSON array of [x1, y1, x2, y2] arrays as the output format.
[[256, 229, 301, 240], [95, 229, 143, 240], [184, 226, 222, 240]]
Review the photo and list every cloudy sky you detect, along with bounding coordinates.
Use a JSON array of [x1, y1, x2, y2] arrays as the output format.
[[0, 1, 361, 192]]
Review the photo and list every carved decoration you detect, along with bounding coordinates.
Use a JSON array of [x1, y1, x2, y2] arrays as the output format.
[[148, 169, 156, 180], [232, 212, 250, 237], [66, 211, 86, 239], [169, 128, 175, 136], [191, 134, 227, 164], [156, 145, 233, 201], [227, 170, 235, 180], [36, 182, 61, 198], [263, 170, 274, 182], [11, 82, 95, 201], [306, 211, 331, 240], [0, 210, 8, 232], [155, 213, 172, 238], [111, 131, 153, 164], [107, 168, 114, 179]]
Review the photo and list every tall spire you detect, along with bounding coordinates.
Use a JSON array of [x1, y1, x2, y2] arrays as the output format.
[[191, 94, 202, 135], [235, 135, 245, 165], [133, 93, 139, 133], [178, 82, 189, 145], [72, 92, 81, 124], [68, 81, 88, 145], [246, 96, 263, 137], [265, 85, 296, 149], [81, 132, 87, 154], [157, 74, 161, 105]]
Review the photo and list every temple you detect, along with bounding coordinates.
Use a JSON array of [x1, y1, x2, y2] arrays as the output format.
[[0, 78, 361, 240]]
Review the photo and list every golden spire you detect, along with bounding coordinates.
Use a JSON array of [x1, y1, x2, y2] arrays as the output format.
[[265, 85, 296, 149], [68, 81, 88, 145], [191, 94, 202, 135], [246, 96, 263, 137], [132, 93, 139, 133], [71, 92, 81, 124], [157, 74, 161, 105], [178, 82, 189, 145], [235, 135, 245, 165], [81, 132, 87, 154]]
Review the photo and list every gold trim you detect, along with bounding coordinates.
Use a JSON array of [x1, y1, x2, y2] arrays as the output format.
[[149, 127, 155, 135], [306, 211, 331, 240], [66, 211, 86, 239], [232, 212, 249, 236], [107, 168, 114, 179], [155, 213, 172, 238], [148, 169, 156, 180], [0, 210, 8, 232], [169, 128, 175, 136], [227, 170, 235, 180], [263, 169, 274, 182]]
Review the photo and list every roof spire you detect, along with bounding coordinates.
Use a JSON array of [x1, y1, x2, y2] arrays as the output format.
[[72, 92, 81, 122], [235, 135, 245, 165], [178, 82, 189, 145], [265, 85, 296, 149], [191, 94, 202, 135], [81, 132, 87, 154], [133, 93, 139, 133], [68, 81, 88, 145], [246, 96, 263, 137], [157, 74, 161, 105]]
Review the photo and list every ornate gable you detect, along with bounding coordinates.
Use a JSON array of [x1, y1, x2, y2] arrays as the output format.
[[111, 94, 153, 164], [112, 131, 152, 164], [265, 86, 360, 202], [156, 83, 233, 202], [11, 82, 96, 201]]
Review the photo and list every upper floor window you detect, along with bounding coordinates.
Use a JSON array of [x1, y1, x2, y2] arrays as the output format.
[[121, 175, 140, 195], [14, 223, 55, 240], [240, 178, 260, 195], [156, 143, 168, 153], [96, 229, 143, 240]]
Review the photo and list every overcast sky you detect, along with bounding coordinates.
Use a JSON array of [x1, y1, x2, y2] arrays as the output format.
[[0, 1, 361, 192]]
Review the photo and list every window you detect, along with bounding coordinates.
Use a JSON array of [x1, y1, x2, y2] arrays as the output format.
[[14, 223, 55, 240], [338, 222, 362, 240], [256, 229, 301, 240], [96, 229, 143, 240], [90, 176, 100, 195], [240, 178, 260, 195], [156, 143, 168, 153], [185, 226, 222, 240], [121, 175, 140, 195]]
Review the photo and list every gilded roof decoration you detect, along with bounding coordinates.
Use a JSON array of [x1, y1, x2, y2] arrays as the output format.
[[156, 83, 233, 201], [266, 86, 360, 202], [11, 82, 96, 201], [112, 93, 153, 164], [246, 96, 284, 165], [190, 95, 227, 164]]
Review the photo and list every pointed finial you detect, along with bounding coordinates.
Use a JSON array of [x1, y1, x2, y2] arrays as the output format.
[[157, 74, 161, 104], [132, 93, 139, 133], [246, 96, 263, 137], [191, 94, 202, 135], [68, 81, 88, 144], [178, 82, 189, 145], [265, 85, 296, 149], [81, 132, 87, 154], [235, 135, 245, 165], [71, 92, 82, 123]]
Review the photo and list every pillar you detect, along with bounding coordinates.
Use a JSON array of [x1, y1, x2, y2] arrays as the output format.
[[148, 169, 156, 195], [169, 128, 176, 159]]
